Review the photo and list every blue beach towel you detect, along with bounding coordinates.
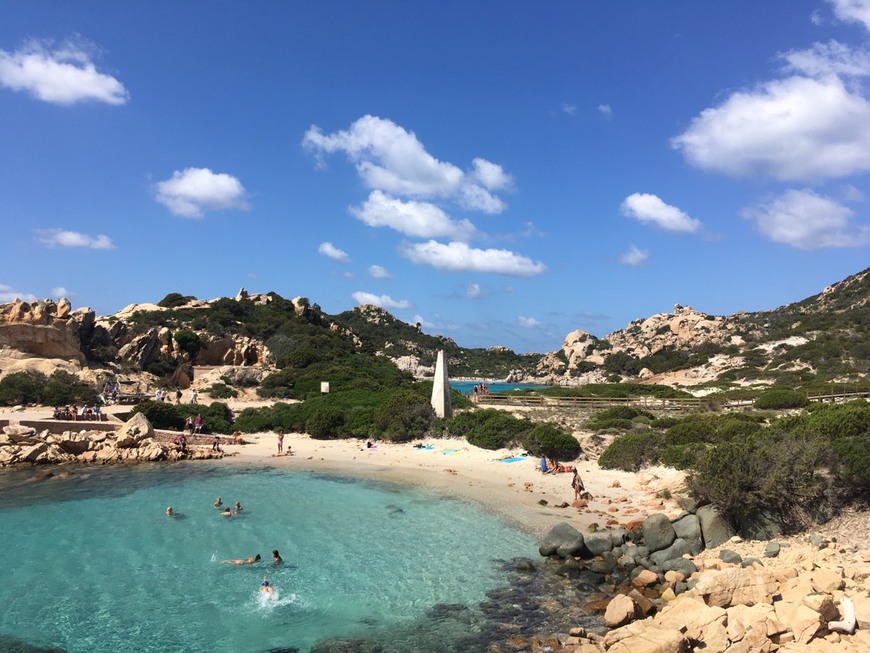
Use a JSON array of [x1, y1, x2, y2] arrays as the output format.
[[499, 456, 526, 463], [414, 445, 435, 450]]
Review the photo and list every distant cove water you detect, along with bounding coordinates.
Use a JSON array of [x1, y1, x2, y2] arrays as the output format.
[[0, 463, 535, 653], [449, 381, 549, 395]]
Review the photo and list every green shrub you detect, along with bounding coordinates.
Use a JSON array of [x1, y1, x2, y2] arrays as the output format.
[[372, 388, 434, 442], [650, 416, 680, 429], [174, 329, 203, 360], [132, 400, 185, 430], [754, 388, 809, 410], [306, 406, 346, 439], [0, 371, 46, 405], [588, 418, 634, 431], [594, 406, 655, 421], [830, 436, 870, 489], [521, 423, 581, 460], [41, 371, 99, 406], [207, 383, 238, 399], [664, 420, 714, 446], [440, 409, 531, 450], [157, 292, 196, 308], [599, 431, 663, 472], [660, 443, 707, 470], [198, 402, 234, 434]]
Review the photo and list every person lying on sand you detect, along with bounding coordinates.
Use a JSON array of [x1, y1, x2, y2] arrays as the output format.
[[223, 554, 261, 565]]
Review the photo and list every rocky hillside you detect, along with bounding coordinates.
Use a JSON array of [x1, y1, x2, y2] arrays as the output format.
[[535, 266, 870, 390], [0, 266, 868, 393]]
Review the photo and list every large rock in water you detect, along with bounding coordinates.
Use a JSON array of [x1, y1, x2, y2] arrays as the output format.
[[539, 523, 585, 558], [115, 413, 154, 448], [696, 505, 735, 549], [643, 513, 677, 553]]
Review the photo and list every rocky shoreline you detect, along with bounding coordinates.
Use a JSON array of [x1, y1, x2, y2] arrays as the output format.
[[492, 510, 870, 653], [0, 412, 228, 467]]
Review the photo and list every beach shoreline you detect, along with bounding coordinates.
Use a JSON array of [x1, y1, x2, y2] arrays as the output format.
[[220, 428, 686, 539]]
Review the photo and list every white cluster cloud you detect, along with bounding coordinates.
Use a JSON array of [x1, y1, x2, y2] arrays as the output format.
[[598, 104, 613, 118], [154, 167, 249, 218], [465, 283, 482, 299], [621, 193, 702, 233], [305, 115, 543, 277], [351, 291, 411, 310], [51, 287, 69, 298], [400, 240, 546, 276], [35, 228, 114, 250], [350, 190, 476, 241], [671, 75, 870, 181], [518, 316, 542, 328], [367, 264, 392, 279], [318, 242, 350, 263], [618, 245, 649, 266], [0, 39, 129, 105], [668, 12, 870, 251], [0, 284, 37, 303], [829, 0, 870, 30], [303, 115, 510, 212], [741, 189, 870, 249]]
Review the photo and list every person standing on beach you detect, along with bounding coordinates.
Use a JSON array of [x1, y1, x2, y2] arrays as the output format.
[[571, 468, 586, 500], [277, 430, 284, 455]]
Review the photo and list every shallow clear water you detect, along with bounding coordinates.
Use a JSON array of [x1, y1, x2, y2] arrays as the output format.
[[449, 381, 549, 395], [0, 463, 535, 653]]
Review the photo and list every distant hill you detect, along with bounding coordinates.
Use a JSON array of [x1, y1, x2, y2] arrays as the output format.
[[0, 267, 868, 393], [537, 266, 870, 391]]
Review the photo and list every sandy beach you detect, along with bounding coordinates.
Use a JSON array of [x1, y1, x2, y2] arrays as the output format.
[[220, 428, 686, 539]]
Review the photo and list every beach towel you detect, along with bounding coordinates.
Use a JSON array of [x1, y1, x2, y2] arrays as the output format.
[[499, 456, 526, 463], [414, 445, 435, 450], [440, 448, 461, 455]]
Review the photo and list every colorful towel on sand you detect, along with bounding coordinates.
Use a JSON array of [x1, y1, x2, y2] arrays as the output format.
[[441, 448, 464, 455], [414, 445, 435, 450], [498, 456, 526, 463]]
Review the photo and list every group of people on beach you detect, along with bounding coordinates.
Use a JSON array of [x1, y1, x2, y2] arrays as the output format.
[[184, 414, 204, 435], [164, 498, 283, 595], [52, 404, 102, 421]]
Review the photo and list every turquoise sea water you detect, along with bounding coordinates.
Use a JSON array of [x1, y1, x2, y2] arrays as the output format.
[[0, 463, 535, 653], [449, 381, 549, 395]]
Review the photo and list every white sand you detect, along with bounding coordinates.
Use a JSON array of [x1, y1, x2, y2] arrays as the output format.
[[223, 429, 686, 539]]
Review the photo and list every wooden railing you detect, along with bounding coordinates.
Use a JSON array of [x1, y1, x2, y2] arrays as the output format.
[[807, 390, 870, 403], [473, 394, 707, 410]]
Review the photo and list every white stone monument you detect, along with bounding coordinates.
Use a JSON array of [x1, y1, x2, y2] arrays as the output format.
[[430, 349, 453, 418]]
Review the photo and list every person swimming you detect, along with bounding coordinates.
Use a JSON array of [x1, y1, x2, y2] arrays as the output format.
[[260, 576, 273, 594], [234, 500, 243, 513], [272, 549, 282, 564], [214, 497, 223, 508], [165, 506, 174, 517], [221, 506, 232, 517], [223, 554, 261, 565]]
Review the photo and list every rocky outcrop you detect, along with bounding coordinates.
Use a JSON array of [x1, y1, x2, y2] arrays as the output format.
[[0, 414, 226, 466], [0, 298, 87, 363]]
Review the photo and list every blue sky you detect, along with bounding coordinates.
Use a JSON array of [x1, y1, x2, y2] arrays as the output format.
[[2, 1, 870, 354]]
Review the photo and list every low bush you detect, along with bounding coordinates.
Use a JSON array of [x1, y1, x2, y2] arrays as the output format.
[[132, 400, 185, 431], [754, 388, 809, 410], [521, 423, 581, 460], [598, 431, 663, 472], [207, 383, 238, 399]]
